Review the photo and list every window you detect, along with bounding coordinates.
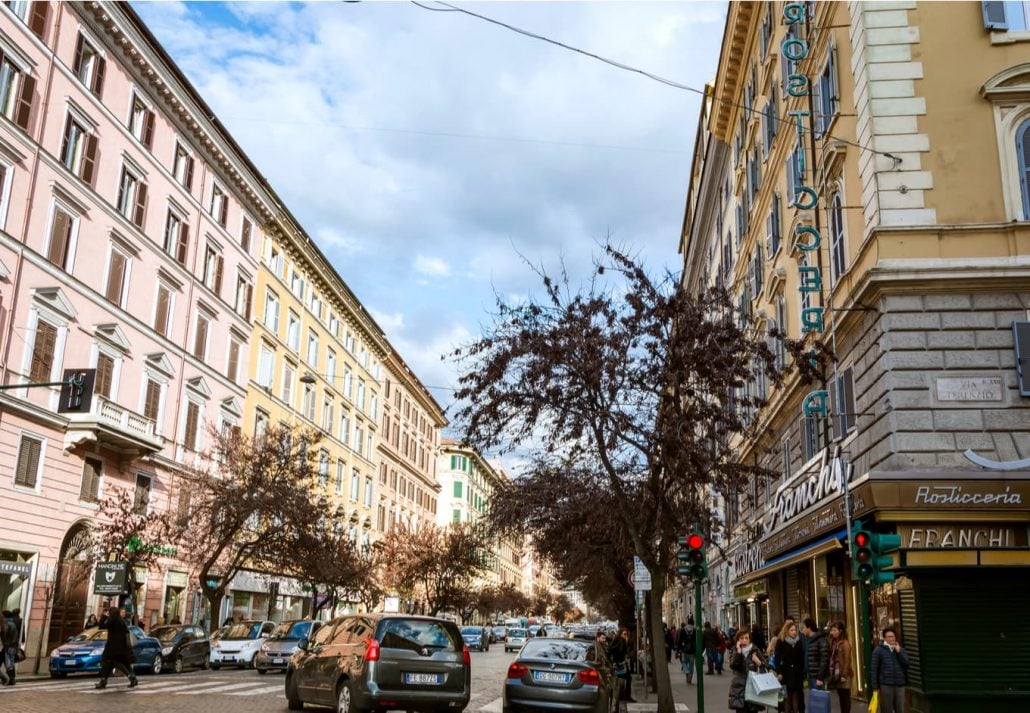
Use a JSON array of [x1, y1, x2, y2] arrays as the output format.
[[163, 209, 189, 264], [364, 477, 373, 507], [983, 1, 1030, 32], [1018, 119, 1030, 219], [759, 0, 773, 58], [45, 203, 76, 270], [786, 143, 804, 204], [183, 401, 200, 451], [0, 50, 36, 132], [775, 295, 788, 369], [104, 246, 129, 306], [767, 192, 782, 257], [116, 166, 148, 229], [318, 450, 330, 486], [29, 318, 57, 381], [7, 1, 49, 39], [829, 192, 846, 282], [210, 182, 228, 227], [268, 246, 282, 276], [345, 329, 355, 353], [282, 363, 295, 405], [302, 384, 316, 421], [202, 244, 224, 295], [239, 215, 253, 253], [264, 289, 280, 332], [143, 378, 162, 421], [322, 397, 334, 431], [95, 352, 115, 399], [357, 378, 366, 412], [13, 434, 42, 488], [831, 367, 857, 439], [286, 311, 301, 351], [133, 472, 152, 514], [257, 345, 274, 388], [73, 33, 105, 97], [813, 45, 839, 137], [80, 456, 101, 502], [802, 415, 824, 461], [254, 409, 269, 439], [60, 114, 98, 185], [350, 470, 360, 501], [369, 393, 378, 420], [192, 312, 209, 359], [343, 368, 353, 400], [227, 336, 241, 382], [306, 330, 319, 366], [452, 509, 461, 524], [290, 269, 305, 300], [453, 480, 463, 498], [234, 274, 253, 320], [354, 424, 364, 454], [128, 92, 155, 149], [153, 283, 173, 337], [173, 142, 195, 191], [336, 461, 345, 495], [326, 349, 337, 386]]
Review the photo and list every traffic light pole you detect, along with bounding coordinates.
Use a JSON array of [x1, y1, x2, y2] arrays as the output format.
[[694, 579, 703, 713]]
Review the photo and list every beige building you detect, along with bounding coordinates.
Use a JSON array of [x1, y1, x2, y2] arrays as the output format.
[[679, 3, 1030, 711]]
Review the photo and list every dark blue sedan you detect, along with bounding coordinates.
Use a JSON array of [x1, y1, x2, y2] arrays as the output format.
[[48, 626, 163, 678]]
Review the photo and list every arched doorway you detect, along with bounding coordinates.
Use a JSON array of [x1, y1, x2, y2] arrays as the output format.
[[47, 522, 93, 653]]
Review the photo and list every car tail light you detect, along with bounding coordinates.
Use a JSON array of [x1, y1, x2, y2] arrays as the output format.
[[462, 644, 471, 666], [577, 669, 601, 685], [364, 638, 381, 662], [507, 663, 529, 679]]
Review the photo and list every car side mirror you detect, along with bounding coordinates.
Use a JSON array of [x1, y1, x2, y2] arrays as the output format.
[[66, 636, 74, 642], [297, 637, 309, 651]]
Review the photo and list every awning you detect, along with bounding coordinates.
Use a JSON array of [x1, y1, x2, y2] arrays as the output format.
[[736, 529, 847, 585]]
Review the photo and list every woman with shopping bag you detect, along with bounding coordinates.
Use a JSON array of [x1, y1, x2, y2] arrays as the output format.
[[773, 622, 806, 713], [828, 621, 854, 713], [728, 630, 774, 711]]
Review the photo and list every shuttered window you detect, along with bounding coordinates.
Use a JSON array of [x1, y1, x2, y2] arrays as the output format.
[[133, 472, 152, 514], [143, 379, 161, 421], [29, 319, 57, 381], [240, 216, 252, 253], [227, 337, 240, 382], [1014, 321, 1030, 396], [72, 33, 105, 98], [1018, 119, 1030, 220], [27, 2, 50, 40], [163, 210, 189, 265], [95, 353, 114, 399], [183, 400, 200, 451], [80, 457, 102, 502], [116, 167, 147, 228], [105, 249, 127, 304], [193, 313, 209, 359], [47, 206, 73, 268], [14, 434, 42, 488], [129, 94, 154, 149], [154, 284, 172, 337]]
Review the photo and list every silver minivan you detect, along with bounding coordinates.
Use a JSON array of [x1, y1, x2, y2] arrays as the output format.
[[286, 614, 471, 713]]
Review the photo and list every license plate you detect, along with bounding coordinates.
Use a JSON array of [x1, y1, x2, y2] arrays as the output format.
[[405, 673, 441, 685], [64, 660, 79, 667], [224, 656, 236, 662], [272, 658, 284, 665], [533, 671, 570, 684]]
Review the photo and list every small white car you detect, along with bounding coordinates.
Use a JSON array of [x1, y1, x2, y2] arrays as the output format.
[[505, 627, 530, 652], [209, 620, 274, 669]]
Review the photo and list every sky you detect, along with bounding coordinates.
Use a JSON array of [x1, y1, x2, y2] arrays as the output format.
[[132, 0, 728, 426]]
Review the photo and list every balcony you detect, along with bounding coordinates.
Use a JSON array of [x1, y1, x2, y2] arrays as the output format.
[[64, 394, 164, 456]]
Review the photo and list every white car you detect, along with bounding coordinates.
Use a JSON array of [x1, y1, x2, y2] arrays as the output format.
[[505, 627, 530, 652], [209, 620, 274, 669]]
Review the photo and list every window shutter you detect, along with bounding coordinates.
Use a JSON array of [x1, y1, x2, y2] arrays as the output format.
[[142, 109, 155, 149], [14, 74, 36, 132], [104, 251, 125, 304], [92, 55, 106, 97], [47, 209, 71, 267], [144, 379, 161, 421], [72, 34, 84, 76], [982, 1, 1008, 29], [227, 339, 239, 381], [81, 134, 98, 186], [1014, 321, 1030, 396], [219, 193, 228, 226], [96, 354, 114, 397], [132, 181, 148, 228], [28, 1, 50, 40], [30, 320, 57, 381], [80, 457, 102, 502], [176, 221, 189, 264], [812, 69, 824, 138], [193, 315, 208, 358], [244, 282, 253, 321], [213, 254, 224, 295], [184, 402, 199, 451], [185, 155, 195, 192], [241, 217, 252, 253], [177, 488, 191, 525], [14, 435, 41, 487], [1018, 122, 1030, 219]]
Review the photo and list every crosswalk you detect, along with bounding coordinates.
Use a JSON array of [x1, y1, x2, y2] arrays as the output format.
[[0, 674, 285, 698]]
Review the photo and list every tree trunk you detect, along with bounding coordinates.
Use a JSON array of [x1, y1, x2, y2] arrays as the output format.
[[205, 589, 226, 630], [648, 572, 675, 713]]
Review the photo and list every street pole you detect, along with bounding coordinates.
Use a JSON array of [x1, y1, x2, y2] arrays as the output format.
[[860, 586, 872, 694], [694, 579, 704, 713]]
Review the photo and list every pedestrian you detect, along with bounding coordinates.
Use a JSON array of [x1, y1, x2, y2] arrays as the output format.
[[751, 622, 767, 653], [727, 622, 737, 641], [728, 630, 767, 712], [85, 613, 99, 629], [10, 609, 21, 641], [702, 621, 718, 675], [94, 607, 138, 689], [0, 610, 17, 686], [609, 627, 634, 702], [828, 621, 853, 713], [678, 617, 697, 685], [595, 630, 609, 657], [871, 627, 909, 713], [715, 625, 727, 674], [664, 624, 674, 663], [802, 618, 830, 695], [774, 621, 806, 713]]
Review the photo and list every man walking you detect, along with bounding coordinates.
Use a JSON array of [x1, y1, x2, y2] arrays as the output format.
[[871, 627, 909, 713], [94, 607, 138, 689], [678, 618, 697, 684], [802, 618, 829, 700], [0, 611, 17, 686], [702, 621, 718, 675]]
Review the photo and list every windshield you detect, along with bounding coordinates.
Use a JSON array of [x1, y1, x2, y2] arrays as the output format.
[[271, 621, 313, 640], [520, 639, 590, 661], [460, 627, 481, 635], [378, 619, 457, 653], [223, 622, 262, 640], [71, 629, 108, 643], [493, 627, 506, 634], [150, 627, 182, 644], [509, 628, 528, 638]]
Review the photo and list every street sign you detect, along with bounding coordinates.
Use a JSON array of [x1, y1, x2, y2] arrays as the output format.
[[93, 561, 128, 595], [633, 556, 652, 591]]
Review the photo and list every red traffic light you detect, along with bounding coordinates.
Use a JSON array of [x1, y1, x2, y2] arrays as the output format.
[[855, 531, 870, 548], [687, 533, 704, 549]]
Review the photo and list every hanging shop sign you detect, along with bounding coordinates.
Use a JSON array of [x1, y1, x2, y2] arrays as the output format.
[[768, 445, 856, 532], [93, 561, 128, 595]]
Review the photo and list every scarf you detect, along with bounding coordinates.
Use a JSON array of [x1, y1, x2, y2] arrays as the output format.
[[785, 635, 799, 646], [740, 643, 753, 656]]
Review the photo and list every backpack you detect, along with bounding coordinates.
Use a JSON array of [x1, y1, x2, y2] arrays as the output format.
[[681, 628, 696, 655]]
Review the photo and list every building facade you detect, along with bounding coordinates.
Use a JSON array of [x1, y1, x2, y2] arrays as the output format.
[[679, 3, 1030, 711]]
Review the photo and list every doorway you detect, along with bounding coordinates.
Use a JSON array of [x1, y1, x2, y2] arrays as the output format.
[[46, 523, 92, 653]]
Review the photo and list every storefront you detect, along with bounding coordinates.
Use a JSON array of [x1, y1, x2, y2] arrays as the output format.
[[0, 553, 34, 617], [224, 571, 310, 623]]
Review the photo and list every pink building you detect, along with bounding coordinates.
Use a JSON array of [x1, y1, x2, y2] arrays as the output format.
[[0, 1, 276, 670]]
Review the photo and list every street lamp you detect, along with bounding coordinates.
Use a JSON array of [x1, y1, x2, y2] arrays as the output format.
[[300, 372, 317, 385]]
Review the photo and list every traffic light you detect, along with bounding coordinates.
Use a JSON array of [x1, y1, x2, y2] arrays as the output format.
[[676, 532, 708, 581], [851, 527, 874, 582], [869, 532, 902, 586]]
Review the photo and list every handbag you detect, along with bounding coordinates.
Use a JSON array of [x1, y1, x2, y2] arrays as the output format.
[[867, 691, 880, 713], [745, 670, 782, 707], [14, 647, 25, 663], [808, 688, 832, 713]]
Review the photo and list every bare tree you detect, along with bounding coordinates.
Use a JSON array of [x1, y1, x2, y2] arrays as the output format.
[[452, 245, 828, 711]]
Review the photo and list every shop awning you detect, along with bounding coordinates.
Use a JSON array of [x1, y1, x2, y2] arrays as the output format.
[[736, 529, 847, 585]]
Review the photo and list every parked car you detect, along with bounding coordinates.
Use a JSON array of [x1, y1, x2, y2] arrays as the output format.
[[48, 626, 163, 678], [255, 619, 322, 674], [460, 626, 490, 652], [209, 620, 275, 669], [150, 624, 211, 673], [285, 614, 471, 713], [503, 638, 617, 713], [505, 628, 530, 653], [492, 626, 508, 643]]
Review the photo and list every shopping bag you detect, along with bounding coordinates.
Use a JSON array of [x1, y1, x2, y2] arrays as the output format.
[[745, 670, 782, 707], [808, 688, 832, 713], [867, 690, 879, 713]]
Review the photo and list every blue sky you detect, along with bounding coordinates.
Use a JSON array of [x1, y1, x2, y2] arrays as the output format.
[[132, 1, 728, 422]]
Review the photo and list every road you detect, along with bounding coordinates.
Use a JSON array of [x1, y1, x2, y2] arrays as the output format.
[[0, 645, 513, 713]]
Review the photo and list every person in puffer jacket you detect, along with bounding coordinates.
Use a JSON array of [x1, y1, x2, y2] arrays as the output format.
[[802, 618, 829, 690], [871, 627, 909, 713]]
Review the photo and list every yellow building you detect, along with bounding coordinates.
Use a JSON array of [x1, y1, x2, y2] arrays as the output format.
[[679, 3, 1030, 711]]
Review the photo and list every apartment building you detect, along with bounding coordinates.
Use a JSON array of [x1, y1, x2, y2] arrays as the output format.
[[678, 3, 1030, 710]]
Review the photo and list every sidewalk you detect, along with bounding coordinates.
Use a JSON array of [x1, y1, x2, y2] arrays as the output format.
[[628, 659, 870, 713]]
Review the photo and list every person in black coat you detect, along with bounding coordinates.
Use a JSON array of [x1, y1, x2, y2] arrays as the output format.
[[728, 630, 768, 712], [95, 607, 137, 689], [871, 627, 909, 713], [774, 622, 806, 713], [609, 627, 634, 702]]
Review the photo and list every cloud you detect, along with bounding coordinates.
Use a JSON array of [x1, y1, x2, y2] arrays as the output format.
[[414, 255, 452, 278]]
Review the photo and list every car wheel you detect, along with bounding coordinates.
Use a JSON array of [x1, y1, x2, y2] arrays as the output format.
[[286, 672, 304, 711], [246, 655, 256, 670], [257, 668, 267, 675], [151, 654, 163, 675], [173, 657, 184, 674], [210, 663, 221, 671], [336, 679, 361, 713], [50, 672, 67, 679]]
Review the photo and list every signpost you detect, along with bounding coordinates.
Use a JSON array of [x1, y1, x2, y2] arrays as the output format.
[[93, 562, 128, 595]]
